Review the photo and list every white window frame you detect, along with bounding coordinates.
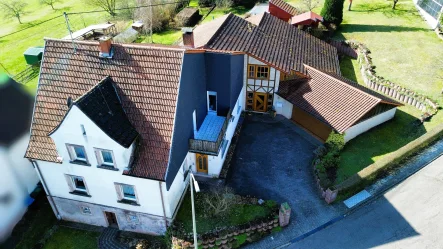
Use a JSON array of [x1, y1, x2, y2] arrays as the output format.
[[66, 144, 89, 163], [207, 91, 217, 114], [65, 175, 89, 195], [114, 183, 138, 204], [94, 148, 116, 167]]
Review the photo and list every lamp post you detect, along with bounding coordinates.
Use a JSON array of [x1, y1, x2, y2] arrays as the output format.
[[189, 169, 200, 249]]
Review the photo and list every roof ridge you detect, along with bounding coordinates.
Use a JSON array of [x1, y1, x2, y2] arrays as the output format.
[[303, 64, 383, 103], [44, 38, 187, 52]]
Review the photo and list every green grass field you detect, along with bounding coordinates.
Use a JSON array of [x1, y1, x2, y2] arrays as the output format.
[[42, 227, 100, 249]]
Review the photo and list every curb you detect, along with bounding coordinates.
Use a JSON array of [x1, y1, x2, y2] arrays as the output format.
[[274, 145, 443, 249]]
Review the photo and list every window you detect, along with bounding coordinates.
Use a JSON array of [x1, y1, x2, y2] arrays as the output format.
[[66, 175, 90, 196], [115, 183, 138, 205], [95, 148, 115, 168], [81, 206, 92, 215], [256, 66, 270, 79], [80, 124, 86, 136], [237, 99, 241, 114], [207, 91, 217, 113], [248, 65, 255, 78], [247, 65, 270, 79], [66, 144, 89, 165], [221, 139, 229, 158]]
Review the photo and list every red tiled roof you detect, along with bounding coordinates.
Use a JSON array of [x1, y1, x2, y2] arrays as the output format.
[[25, 39, 185, 181], [269, 0, 300, 16], [277, 65, 402, 133], [290, 11, 323, 25], [199, 13, 340, 75]]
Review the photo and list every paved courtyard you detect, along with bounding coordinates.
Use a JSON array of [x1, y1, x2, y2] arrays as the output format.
[[226, 114, 345, 249]]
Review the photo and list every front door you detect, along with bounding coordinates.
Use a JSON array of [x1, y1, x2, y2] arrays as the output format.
[[196, 153, 208, 174], [104, 211, 118, 228], [253, 92, 268, 112]]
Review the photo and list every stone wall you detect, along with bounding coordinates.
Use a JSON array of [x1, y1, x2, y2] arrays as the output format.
[[345, 40, 439, 117], [171, 217, 280, 249]]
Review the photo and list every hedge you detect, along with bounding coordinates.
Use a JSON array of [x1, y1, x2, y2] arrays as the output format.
[[335, 122, 443, 194]]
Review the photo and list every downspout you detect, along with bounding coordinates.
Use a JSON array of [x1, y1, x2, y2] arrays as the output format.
[[31, 160, 61, 220], [158, 182, 169, 229]]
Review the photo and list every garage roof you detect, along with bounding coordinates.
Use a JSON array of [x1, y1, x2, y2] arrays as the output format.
[[277, 65, 402, 133]]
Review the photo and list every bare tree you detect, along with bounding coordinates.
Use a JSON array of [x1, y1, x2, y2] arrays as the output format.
[[302, 0, 319, 11], [203, 187, 235, 217], [39, 0, 62, 10], [0, 0, 28, 24], [392, 0, 398, 9], [134, 0, 179, 34], [86, 0, 118, 16]]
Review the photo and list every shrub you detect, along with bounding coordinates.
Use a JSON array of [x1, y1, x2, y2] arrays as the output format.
[[314, 131, 345, 187], [232, 0, 257, 8], [320, 0, 345, 25], [198, 0, 214, 7]]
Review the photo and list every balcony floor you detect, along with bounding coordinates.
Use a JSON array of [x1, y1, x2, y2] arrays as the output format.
[[195, 114, 226, 142]]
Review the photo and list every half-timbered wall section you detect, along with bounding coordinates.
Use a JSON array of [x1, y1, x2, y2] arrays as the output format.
[[245, 56, 281, 112]]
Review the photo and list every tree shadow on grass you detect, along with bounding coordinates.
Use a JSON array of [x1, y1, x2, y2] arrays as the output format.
[[350, 1, 421, 18], [338, 24, 428, 33], [337, 109, 427, 183]]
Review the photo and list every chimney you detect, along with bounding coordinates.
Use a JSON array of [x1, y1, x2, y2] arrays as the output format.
[[182, 27, 194, 47], [99, 36, 113, 58]]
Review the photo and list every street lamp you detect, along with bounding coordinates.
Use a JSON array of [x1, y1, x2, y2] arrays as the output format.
[[189, 168, 200, 249]]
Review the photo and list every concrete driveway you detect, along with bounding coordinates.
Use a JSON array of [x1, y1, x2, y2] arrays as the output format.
[[226, 114, 344, 249]]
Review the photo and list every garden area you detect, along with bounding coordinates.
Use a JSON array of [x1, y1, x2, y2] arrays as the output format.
[[292, 0, 443, 187]]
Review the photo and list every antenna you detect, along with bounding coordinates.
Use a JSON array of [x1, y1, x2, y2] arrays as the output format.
[[63, 12, 77, 53]]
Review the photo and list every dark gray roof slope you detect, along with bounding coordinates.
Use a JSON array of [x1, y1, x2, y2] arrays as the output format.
[[74, 77, 139, 148], [202, 12, 340, 75]]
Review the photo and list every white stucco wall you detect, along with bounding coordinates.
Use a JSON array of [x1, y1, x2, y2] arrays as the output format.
[[274, 94, 294, 119], [163, 157, 188, 219], [344, 108, 397, 143]]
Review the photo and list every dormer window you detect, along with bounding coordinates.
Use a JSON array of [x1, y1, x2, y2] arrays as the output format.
[[95, 148, 116, 170], [66, 144, 89, 165]]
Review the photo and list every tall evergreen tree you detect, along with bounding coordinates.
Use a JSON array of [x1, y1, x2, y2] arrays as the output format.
[[320, 0, 345, 25]]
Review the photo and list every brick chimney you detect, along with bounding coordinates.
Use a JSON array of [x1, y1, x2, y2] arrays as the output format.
[[182, 27, 194, 47], [99, 36, 113, 58]]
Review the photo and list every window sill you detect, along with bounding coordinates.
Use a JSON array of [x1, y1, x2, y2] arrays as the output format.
[[117, 199, 140, 206], [69, 191, 91, 197], [69, 160, 91, 166], [97, 165, 119, 171]]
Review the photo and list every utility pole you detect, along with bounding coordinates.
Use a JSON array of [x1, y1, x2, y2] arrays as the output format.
[[63, 12, 76, 52]]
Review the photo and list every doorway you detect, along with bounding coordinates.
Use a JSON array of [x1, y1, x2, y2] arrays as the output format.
[[196, 153, 208, 174], [104, 211, 119, 228], [253, 92, 268, 112]]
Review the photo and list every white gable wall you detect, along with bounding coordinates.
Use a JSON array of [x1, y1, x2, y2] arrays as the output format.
[[344, 107, 397, 143]]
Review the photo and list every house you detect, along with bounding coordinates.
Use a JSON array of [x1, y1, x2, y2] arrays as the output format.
[[277, 66, 403, 142], [0, 75, 39, 242], [268, 0, 299, 22], [290, 11, 323, 29], [413, 0, 442, 29], [25, 37, 244, 234], [189, 12, 402, 142]]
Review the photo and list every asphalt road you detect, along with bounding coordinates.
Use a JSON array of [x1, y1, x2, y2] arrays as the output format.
[[288, 154, 443, 249]]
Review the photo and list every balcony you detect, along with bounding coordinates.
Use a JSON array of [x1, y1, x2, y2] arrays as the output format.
[[189, 110, 231, 155]]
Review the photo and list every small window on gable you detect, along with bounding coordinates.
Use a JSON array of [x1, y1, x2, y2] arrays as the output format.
[[95, 148, 115, 169], [66, 144, 89, 165], [115, 183, 138, 205], [81, 124, 86, 136]]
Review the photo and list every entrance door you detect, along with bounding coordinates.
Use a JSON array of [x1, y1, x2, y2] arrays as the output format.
[[195, 153, 208, 174], [104, 211, 118, 228], [253, 92, 268, 112]]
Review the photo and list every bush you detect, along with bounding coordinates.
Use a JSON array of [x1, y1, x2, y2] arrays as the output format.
[[198, 0, 214, 7], [314, 131, 345, 187], [320, 0, 345, 25], [232, 0, 257, 8]]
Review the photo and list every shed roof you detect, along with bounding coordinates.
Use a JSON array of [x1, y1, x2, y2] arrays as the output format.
[[269, 0, 300, 16], [291, 11, 323, 25], [195, 12, 340, 75], [277, 65, 402, 133], [25, 39, 185, 181]]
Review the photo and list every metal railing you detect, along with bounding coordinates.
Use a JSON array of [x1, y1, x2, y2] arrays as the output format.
[[189, 109, 231, 155]]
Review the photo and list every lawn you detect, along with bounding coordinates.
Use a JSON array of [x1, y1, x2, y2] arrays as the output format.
[[329, 0, 443, 184], [42, 227, 100, 249], [174, 191, 277, 234]]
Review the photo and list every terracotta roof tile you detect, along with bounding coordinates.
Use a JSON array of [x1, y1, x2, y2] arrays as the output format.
[[277, 65, 402, 133], [25, 39, 185, 181], [269, 0, 300, 16]]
